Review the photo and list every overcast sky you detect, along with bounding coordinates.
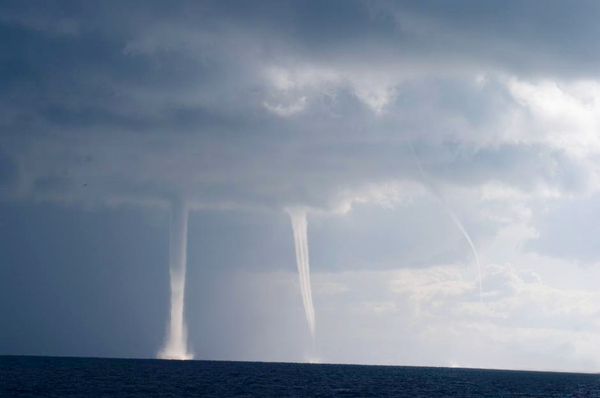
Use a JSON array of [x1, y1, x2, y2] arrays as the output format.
[[3, 0, 600, 372]]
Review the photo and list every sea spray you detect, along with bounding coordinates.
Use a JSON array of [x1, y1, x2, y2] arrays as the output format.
[[409, 143, 484, 323], [158, 200, 194, 360], [287, 208, 316, 341]]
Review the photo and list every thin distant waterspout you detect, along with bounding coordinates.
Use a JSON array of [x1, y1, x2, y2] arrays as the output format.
[[287, 208, 316, 342], [409, 143, 485, 324], [158, 200, 194, 360]]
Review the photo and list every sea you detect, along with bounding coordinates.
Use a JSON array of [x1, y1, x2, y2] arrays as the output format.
[[1, 356, 600, 397]]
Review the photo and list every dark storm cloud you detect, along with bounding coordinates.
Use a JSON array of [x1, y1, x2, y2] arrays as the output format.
[[4, 0, 600, 75], [390, 0, 600, 77], [0, 151, 19, 187], [0, 0, 596, 245]]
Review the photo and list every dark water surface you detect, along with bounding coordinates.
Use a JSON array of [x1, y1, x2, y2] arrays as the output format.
[[1, 355, 600, 397]]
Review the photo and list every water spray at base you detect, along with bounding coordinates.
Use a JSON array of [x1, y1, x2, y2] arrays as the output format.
[[409, 143, 484, 323], [287, 208, 316, 342], [158, 200, 194, 360]]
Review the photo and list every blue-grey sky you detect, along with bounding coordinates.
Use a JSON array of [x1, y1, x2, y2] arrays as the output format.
[[3, 0, 600, 372]]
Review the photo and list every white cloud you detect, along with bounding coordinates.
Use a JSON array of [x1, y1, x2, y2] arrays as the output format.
[[233, 262, 600, 371], [263, 96, 307, 117], [329, 180, 425, 215], [353, 84, 397, 115], [507, 78, 600, 156]]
